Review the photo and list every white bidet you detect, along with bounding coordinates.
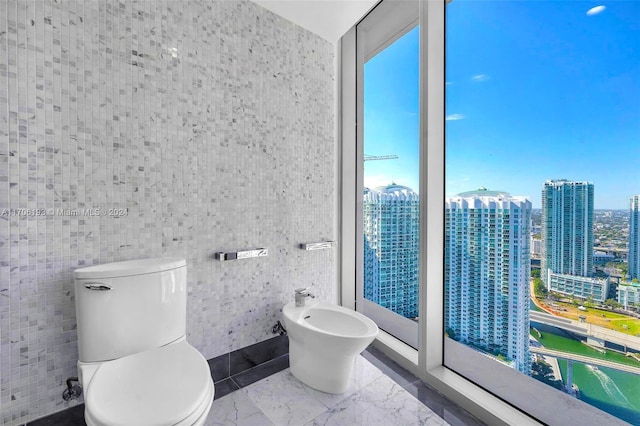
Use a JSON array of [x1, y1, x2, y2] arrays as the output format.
[[283, 300, 379, 394]]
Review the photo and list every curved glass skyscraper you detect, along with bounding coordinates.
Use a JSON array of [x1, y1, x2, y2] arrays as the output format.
[[541, 180, 608, 301]]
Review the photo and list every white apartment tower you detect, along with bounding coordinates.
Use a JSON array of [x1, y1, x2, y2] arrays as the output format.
[[630, 194, 640, 281], [445, 189, 531, 374], [363, 184, 420, 319]]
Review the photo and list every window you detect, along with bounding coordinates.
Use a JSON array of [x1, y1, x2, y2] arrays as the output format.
[[445, 1, 640, 424], [342, 0, 638, 424], [356, 0, 420, 348]]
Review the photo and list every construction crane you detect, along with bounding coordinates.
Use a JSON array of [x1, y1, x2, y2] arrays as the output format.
[[364, 154, 398, 161]]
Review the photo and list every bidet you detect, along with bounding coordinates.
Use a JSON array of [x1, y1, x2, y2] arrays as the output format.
[[283, 300, 378, 393]]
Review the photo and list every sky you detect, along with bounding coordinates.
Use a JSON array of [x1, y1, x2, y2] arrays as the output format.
[[364, 1, 640, 209]]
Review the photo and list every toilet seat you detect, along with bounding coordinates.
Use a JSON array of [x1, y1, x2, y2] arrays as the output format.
[[85, 340, 214, 426]]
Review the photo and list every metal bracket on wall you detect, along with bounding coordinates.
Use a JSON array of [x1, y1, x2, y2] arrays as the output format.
[[299, 241, 335, 251], [214, 248, 268, 261]]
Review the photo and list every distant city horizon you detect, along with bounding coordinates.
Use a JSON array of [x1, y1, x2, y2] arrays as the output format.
[[363, 180, 638, 211]]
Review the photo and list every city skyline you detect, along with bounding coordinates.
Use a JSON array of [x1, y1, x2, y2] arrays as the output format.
[[364, 1, 640, 210]]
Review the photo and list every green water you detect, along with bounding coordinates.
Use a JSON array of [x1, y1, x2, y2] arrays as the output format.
[[535, 326, 640, 424], [530, 299, 544, 312]]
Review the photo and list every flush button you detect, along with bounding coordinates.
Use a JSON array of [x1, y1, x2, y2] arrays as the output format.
[[84, 282, 112, 291]]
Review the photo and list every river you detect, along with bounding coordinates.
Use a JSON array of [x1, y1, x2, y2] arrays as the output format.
[[533, 324, 640, 425]]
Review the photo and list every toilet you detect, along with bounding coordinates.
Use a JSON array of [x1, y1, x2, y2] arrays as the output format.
[[73, 258, 214, 426], [283, 300, 379, 394]]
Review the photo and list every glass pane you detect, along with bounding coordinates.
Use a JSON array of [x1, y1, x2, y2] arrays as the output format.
[[362, 26, 420, 340], [445, 1, 640, 423]]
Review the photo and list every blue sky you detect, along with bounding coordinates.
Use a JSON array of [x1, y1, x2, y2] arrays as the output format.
[[364, 1, 640, 209]]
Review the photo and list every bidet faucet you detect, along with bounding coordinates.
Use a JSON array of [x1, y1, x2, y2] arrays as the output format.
[[295, 287, 315, 307]]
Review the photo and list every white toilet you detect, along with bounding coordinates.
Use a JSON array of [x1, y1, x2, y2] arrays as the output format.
[[73, 258, 214, 426]]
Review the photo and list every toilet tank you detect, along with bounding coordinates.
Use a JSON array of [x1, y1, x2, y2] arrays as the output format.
[[74, 258, 187, 362]]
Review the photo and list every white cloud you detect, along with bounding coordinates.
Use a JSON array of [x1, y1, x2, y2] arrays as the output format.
[[471, 74, 490, 82], [586, 5, 606, 16], [446, 113, 465, 121], [446, 81, 454, 85]]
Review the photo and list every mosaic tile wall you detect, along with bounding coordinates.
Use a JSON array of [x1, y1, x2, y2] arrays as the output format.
[[0, 1, 336, 423]]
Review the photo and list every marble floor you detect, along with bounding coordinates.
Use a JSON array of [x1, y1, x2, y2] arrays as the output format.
[[204, 353, 471, 426], [28, 346, 483, 426]]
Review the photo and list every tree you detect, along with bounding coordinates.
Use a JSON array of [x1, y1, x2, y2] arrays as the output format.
[[604, 298, 621, 310], [533, 278, 547, 298], [531, 359, 563, 390], [584, 296, 595, 308], [531, 269, 541, 279]]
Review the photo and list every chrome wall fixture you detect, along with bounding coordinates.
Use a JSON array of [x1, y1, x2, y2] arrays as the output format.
[[215, 248, 268, 261], [299, 241, 335, 251]]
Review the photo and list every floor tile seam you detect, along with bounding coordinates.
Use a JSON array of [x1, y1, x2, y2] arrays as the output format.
[[229, 375, 242, 393], [239, 369, 337, 426], [365, 352, 425, 390], [306, 401, 352, 425], [357, 375, 449, 425], [236, 383, 294, 426], [230, 385, 272, 424], [306, 385, 394, 425], [362, 358, 446, 415]]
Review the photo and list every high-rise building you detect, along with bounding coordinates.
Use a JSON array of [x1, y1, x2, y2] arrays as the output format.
[[629, 195, 640, 281], [445, 189, 531, 374], [618, 281, 640, 310], [542, 180, 594, 278], [541, 179, 608, 301], [363, 184, 419, 319], [530, 237, 543, 258]]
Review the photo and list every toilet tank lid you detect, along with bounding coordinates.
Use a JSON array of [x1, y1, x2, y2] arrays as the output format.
[[74, 257, 186, 279]]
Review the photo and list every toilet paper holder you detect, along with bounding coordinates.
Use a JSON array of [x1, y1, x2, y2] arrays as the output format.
[[299, 241, 335, 251], [215, 248, 268, 261]]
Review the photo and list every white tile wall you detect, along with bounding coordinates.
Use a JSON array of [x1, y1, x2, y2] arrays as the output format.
[[0, 1, 336, 424]]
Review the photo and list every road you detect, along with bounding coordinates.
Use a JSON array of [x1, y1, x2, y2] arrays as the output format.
[[530, 309, 640, 352], [530, 346, 640, 376]]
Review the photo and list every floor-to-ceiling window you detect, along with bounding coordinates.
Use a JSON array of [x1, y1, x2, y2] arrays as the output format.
[[444, 1, 640, 424], [356, 0, 420, 348], [346, 0, 639, 424]]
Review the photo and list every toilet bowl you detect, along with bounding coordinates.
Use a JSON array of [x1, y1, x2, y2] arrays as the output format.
[[78, 339, 214, 426], [74, 258, 214, 426], [283, 300, 379, 394]]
